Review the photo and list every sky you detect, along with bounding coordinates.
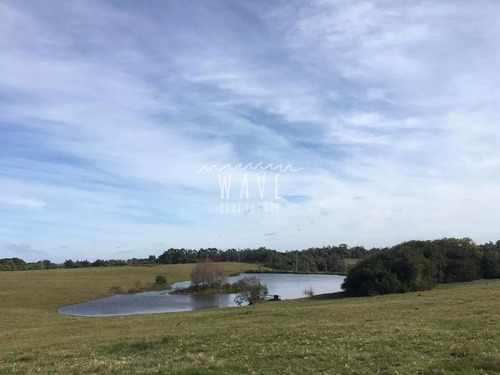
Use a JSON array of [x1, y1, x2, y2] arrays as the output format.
[[1, 0, 500, 262]]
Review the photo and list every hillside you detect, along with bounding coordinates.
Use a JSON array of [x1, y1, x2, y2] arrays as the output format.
[[0, 264, 499, 374]]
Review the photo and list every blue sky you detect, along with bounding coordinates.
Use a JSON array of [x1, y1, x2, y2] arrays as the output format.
[[1, 0, 500, 262]]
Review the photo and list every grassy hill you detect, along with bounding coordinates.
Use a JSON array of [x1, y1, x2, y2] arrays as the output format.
[[0, 263, 499, 374]]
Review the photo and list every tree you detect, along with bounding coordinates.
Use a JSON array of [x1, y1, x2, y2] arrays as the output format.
[[234, 277, 269, 305], [190, 260, 227, 288], [482, 248, 500, 279], [42, 260, 58, 269], [92, 259, 106, 267], [341, 238, 492, 297]]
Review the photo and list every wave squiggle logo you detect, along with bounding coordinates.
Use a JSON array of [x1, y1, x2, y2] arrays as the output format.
[[198, 162, 303, 214], [196, 162, 304, 174]]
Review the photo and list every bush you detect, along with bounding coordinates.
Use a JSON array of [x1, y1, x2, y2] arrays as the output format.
[[155, 275, 167, 285], [342, 238, 500, 297], [234, 277, 269, 305]]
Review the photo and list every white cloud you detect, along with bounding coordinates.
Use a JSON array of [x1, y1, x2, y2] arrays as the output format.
[[2, 243, 43, 256], [343, 113, 382, 127], [0, 0, 499, 261], [0, 194, 46, 209]]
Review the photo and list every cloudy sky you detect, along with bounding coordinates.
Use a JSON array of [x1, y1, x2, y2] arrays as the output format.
[[1, 0, 499, 262]]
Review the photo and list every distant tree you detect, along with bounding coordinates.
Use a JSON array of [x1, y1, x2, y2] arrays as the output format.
[[79, 260, 91, 268], [3, 260, 16, 271], [157, 245, 364, 273], [92, 259, 106, 267], [42, 260, 58, 269]]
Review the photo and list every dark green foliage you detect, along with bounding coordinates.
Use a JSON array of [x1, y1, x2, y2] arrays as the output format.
[[155, 275, 167, 285], [63, 259, 91, 268], [341, 247, 438, 296], [481, 246, 500, 279], [63, 257, 154, 268], [92, 259, 106, 267], [158, 246, 353, 273], [436, 238, 481, 282], [4, 240, 500, 281], [342, 238, 500, 296], [0, 258, 58, 271]]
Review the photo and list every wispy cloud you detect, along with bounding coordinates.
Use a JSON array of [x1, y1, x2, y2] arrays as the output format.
[[2, 243, 44, 257], [1, 0, 499, 261], [0, 194, 45, 209]]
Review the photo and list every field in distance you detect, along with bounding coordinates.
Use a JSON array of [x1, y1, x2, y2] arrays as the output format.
[[0, 263, 499, 374]]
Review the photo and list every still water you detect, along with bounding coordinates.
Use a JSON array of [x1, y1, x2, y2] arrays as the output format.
[[58, 273, 345, 317]]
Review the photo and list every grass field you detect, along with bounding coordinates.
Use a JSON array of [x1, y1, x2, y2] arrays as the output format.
[[344, 258, 360, 269], [1, 263, 499, 374]]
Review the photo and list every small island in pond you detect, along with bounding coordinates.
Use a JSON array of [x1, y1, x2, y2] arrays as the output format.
[[172, 260, 269, 305]]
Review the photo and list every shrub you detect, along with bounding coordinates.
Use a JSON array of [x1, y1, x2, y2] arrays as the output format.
[[155, 275, 167, 285], [234, 277, 269, 305], [303, 287, 314, 298]]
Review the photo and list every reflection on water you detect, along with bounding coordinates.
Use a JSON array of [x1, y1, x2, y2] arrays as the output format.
[[58, 273, 345, 317]]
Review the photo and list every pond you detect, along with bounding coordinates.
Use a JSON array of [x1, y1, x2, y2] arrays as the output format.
[[58, 273, 345, 317]]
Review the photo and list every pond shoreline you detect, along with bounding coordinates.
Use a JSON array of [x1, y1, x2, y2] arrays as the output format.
[[171, 283, 240, 295], [111, 269, 346, 297], [245, 269, 348, 276], [58, 273, 346, 317]]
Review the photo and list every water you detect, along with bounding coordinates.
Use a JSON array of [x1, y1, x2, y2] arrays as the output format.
[[58, 273, 345, 317]]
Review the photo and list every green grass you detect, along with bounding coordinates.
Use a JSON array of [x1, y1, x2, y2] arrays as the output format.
[[344, 258, 361, 268], [1, 263, 499, 374]]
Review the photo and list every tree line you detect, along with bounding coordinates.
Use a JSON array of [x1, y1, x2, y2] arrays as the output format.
[[1, 245, 370, 273], [0, 258, 58, 271], [342, 238, 500, 296], [156, 245, 372, 273], [63, 257, 157, 268], [3, 239, 500, 283]]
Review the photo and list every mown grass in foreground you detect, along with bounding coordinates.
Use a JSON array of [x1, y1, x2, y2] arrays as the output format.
[[0, 264, 499, 374]]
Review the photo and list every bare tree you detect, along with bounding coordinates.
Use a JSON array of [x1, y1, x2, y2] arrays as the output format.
[[190, 260, 228, 288]]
